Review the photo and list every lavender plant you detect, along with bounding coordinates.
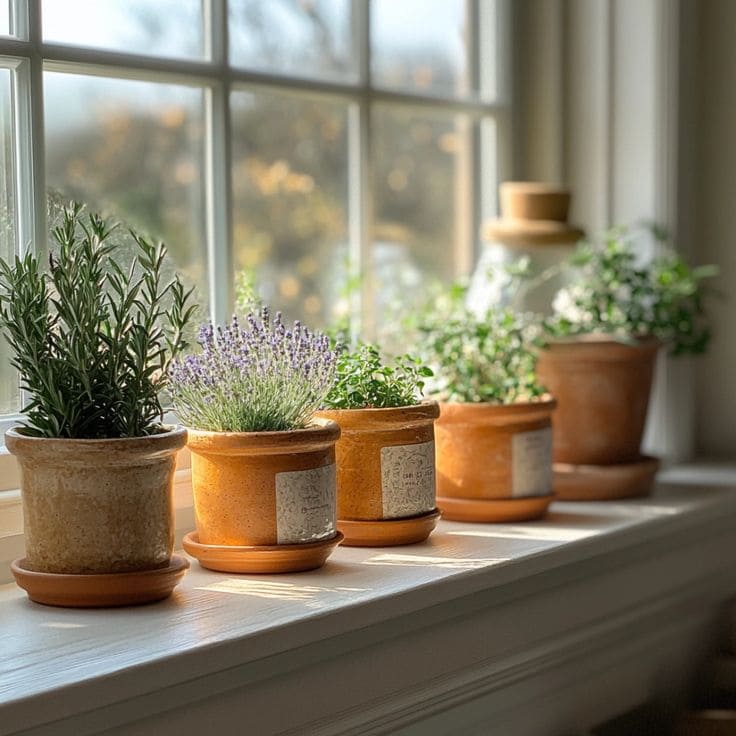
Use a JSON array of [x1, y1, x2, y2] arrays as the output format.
[[169, 308, 337, 432], [0, 202, 195, 438]]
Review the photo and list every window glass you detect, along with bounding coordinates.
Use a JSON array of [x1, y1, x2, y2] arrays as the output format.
[[42, 0, 204, 59], [0, 67, 18, 415], [371, 0, 470, 98], [44, 72, 208, 311], [0, 0, 10, 36], [371, 105, 472, 337], [229, 0, 356, 82], [231, 89, 350, 327]]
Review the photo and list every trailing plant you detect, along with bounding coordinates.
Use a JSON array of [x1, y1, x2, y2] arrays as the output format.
[[234, 267, 262, 316], [416, 285, 545, 404], [323, 343, 433, 410], [545, 228, 718, 354], [0, 203, 196, 439], [169, 308, 337, 432]]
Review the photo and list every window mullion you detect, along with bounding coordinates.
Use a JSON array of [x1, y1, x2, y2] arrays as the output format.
[[17, 0, 45, 255], [351, 0, 372, 339], [465, 0, 482, 276], [204, 0, 232, 324]]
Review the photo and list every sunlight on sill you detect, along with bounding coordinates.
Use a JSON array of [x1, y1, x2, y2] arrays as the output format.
[[556, 502, 681, 517], [196, 579, 369, 601], [39, 621, 88, 629], [363, 553, 508, 570], [446, 526, 600, 542]]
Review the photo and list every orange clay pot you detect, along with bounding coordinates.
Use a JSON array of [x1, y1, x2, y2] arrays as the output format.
[[316, 402, 439, 545], [536, 337, 661, 465], [5, 426, 186, 575], [187, 419, 340, 547], [435, 398, 556, 522]]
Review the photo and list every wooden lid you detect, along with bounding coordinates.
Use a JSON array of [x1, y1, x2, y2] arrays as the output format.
[[500, 182, 571, 222], [483, 181, 585, 246], [482, 219, 585, 246]]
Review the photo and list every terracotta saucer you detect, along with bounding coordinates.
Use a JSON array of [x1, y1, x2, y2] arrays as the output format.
[[11, 555, 189, 608], [182, 531, 343, 574], [437, 494, 554, 523], [553, 455, 660, 501], [338, 509, 441, 547]]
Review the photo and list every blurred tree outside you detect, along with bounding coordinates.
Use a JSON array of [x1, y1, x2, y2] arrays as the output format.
[[42, 0, 468, 336]]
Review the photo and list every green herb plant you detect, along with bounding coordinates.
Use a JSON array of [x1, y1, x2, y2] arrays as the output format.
[[416, 285, 545, 404], [0, 202, 196, 438], [546, 228, 717, 355], [323, 343, 433, 410]]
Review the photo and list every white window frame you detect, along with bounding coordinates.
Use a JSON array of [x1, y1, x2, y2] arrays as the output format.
[[0, 0, 511, 497]]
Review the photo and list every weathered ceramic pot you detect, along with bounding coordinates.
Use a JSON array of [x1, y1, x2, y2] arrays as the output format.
[[316, 402, 439, 545], [187, 418, 340, 547], [536, 338, 661, 465], [435, 398, 556, 522], [6, 426, 186, 574]]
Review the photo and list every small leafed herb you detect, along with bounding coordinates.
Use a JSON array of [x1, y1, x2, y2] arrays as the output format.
[[417, 287, 545, 404], [323, 343, 432, 410], [546, 229, 718, 354], [0, 202, 196, 438], [169, 308, 337, 432]]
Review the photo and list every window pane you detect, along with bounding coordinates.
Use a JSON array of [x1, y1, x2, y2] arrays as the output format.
[[0, 0, 10, 36], [44, 72, 208, 311], [0, 67, 18, 415], [229, 0, 355, 82], [372, 106, 472, 337], [42, 0, 204, 59], [0, 69, 15, 261], [231, 89, 350, 326], [371, 0, 470, 98]]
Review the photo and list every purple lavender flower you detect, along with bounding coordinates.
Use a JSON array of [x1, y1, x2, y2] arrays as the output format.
[[168, 309, 337, 432]]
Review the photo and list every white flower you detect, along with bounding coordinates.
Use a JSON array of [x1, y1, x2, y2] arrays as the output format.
[[552, 287, 586, 324]]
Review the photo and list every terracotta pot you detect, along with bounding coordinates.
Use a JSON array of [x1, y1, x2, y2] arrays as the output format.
[[187, 419, 340, 547], [6, 426, 186, 575], [435, 397, 556, 502], [317, 402, 439, 520], [536, 338, 661, 465]]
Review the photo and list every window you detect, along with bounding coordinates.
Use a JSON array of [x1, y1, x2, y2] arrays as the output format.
[[0, 0, 507, 449]]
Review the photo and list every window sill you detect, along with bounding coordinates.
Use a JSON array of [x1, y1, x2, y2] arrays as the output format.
[[1, 466, 736, 736]]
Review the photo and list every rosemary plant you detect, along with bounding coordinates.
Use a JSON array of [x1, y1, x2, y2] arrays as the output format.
[[323, 343, 432, 410], [169, 308, 337, 432], [0, 203, 196, 438]]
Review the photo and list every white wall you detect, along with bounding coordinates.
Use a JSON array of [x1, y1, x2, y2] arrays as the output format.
[[563, 0, 691, 461], [513, 0, 733, 460]]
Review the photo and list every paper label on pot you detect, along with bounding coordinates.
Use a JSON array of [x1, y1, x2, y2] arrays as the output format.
[[512, 427, 553, 497], [380, 441, 436, 518], [275, 464, 336, 544]]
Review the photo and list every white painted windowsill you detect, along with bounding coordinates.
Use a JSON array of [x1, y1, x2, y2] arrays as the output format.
[[1, 465, 736, 736]]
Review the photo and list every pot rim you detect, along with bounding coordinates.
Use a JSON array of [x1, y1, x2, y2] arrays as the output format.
[[5, 425, 187, 459], [186, 416, 340, 456], [542, 334, 662, 350], [317, 399, 439, 426], [437, 394, 556, 424]]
